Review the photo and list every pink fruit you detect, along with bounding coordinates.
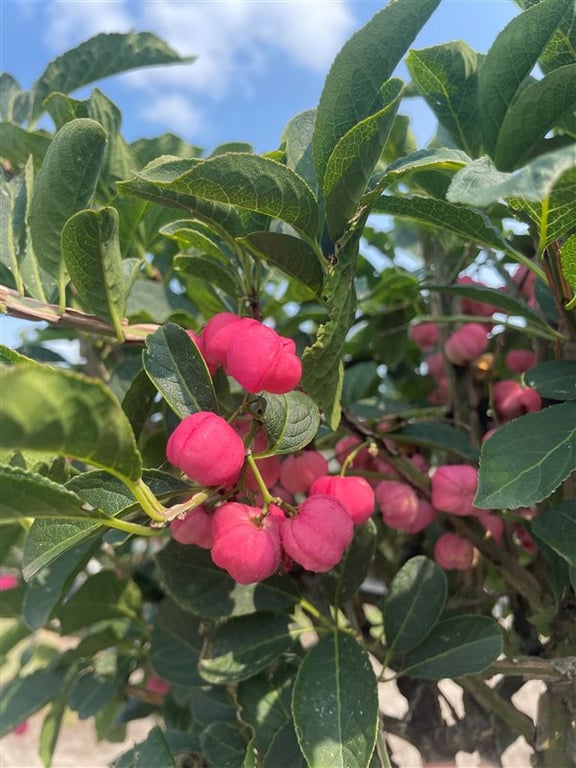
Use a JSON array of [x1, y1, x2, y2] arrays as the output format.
[[280, 451, 329, 494], [309, 475, 375, 525], [434, 532, 475, 570], [375, 480, 419, 529], [233, 418, 281, 492], [457, 276, 495, 317], [145, 676, 171, 695], [431, 464, 480, 516], [504, 349, 536, 374], [11, 721, 29, 736], [170, 505, 214, 549], [226, 319, 302, 394], [0, 574, 18, 591], [410, 322, 440, 349], [478, 513, 504, 546], [401, 499, 438, 534], [492, 379, 542, 421], [200, 312, 244, 368], [426, 352, 448, 380], [281, 495, 353, 572], [444, 323, 489, 365], [211, 502, 283, 584], [166, 412, 245, 487]]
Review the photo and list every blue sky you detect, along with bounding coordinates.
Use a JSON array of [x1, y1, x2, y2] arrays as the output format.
[[1, 0, 520, 347]]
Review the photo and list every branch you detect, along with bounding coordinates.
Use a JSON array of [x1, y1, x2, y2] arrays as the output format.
[[0, 285, 158, 343]]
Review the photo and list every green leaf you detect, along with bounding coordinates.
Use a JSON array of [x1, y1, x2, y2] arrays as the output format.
[[39, 687, 69, 768], [190, 686, 236, 729], [1, 72, 23, 122], [320, 519, 377, 605], [495, 64, 576, 170], [560, 234, 576, 305], [132, 726, 176, 768], [28, 118, 107, 300], [392, 423, 479, 462], [156, 541, 299, 619], [238, 232, 325, 297], [160, 219, 229, 259], [447, 139, 576, 205], [524, 360, 576, 400], [201, 721, 249, 768], [200, 613, 295, 684], [143, 323, 218, 417], [323, 78, 403, 241], [0, 365, 142, 481], [29, 32, 193, 125], [427, 283, 553, 331], [0, 464, 115, 524], [62, 207, 126, 339], [532, 500, 576, 567], [22, 519, 104, 582], [292, 632, 378, 768], [478, 0, 574, 155], [383, 556, 447, 655], [263, 721, 307, 768], [258, 391, 320, 456], [406, 42, 482, 156], [281, 109, 317, 192], [0, 667, 68, 737], [0, 122, 50, 168], [149, 599, 204, 687], [0, 621, 30, 662], [475, 402, 576, 508], [69, 667, 124, 720], [175, 253, 241, 298], [373, 195, 515, 255], [56, 570, 142, 634], [400, 615, 503, 679], [23, 540, 95, 630], [312, 0, 441, 186]]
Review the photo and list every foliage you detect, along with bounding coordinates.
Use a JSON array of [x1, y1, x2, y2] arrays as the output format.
[[1, 2, 575, 767]]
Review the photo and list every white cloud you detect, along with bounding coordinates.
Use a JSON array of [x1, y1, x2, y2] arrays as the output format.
[[139, 92, 205, 135], [44, 0, 133, 51]]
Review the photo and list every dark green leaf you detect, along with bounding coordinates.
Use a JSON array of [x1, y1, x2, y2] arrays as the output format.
[[258, 391, 320, 456], [524, 360, 576, 400], [29, 32, 193, 125], [392, 423, 479, 462], [0, 365, 142, 481], [495, 64, 576, 170], [478, 0, 574, 155], [401, 615, 503, 679], [22, 519, 104, 582], [0, 72, 22, 122], [199, 613, 295, 684], [0, 122, 50, 168], [406, 42, 482, 156], [0, 464, 114, 524], [143, 322, 218, 417], [531, 500, 576, 566], [239, 231, 325, 297], [160, 219, 229, 260], [156, 541, 299, 619], [237, 666, 296, 757], [175, 253, 240, 298], [69, 668, 123, 720], [28, 118, 107, 299], [384, 556, 447, 655], [57, 570, 142, 633], [62, 206, 126, 338], [264, 720, 307, 768], [201, 721, 248, 768], [323, 78, 403, 240], [0, 621, 30, 661], [0, 668, 67, 737], [321, 519, 377, 604], [149, 599, 204, 687], [292, 632, 378, 768], [39, 687, 69, 768], [313, 0, 441, 185], [190, 686, 236, 728], [475, 402, 576, 508], [132, 726, 176, 768], [121, 368, 159, 440]]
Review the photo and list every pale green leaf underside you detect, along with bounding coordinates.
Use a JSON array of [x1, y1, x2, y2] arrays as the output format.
[[258, 391, 321, 456], [560, 234, 576, 298], [475, 402, 576, 508]]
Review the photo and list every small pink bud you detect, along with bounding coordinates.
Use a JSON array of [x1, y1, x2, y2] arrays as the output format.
[[426, 352, 447, 380], [426, 377, 451, 406], [431, 465, 479, 516], [310, 475, 375, 525], [444, 323, 489, 365], [280, 451, 329, 495], [504, 349, 536, 374], [434, 532, 475, 570], [410, 322, 440, 349], [170, 505, 214, 549], [200, 312, 244, 368], [492, 379, 542, 421], [375, 481, 419, 529], [0, 574, 18, 591], [281, 495, 353, 572], [514, 524, 538, 554], [145, 676, 171, 695], [401, 499, 438, 533], [211, 502, 283, 584], [478, 513, 504, 546], [409, 453, 429, 474], [226, 319, 302, 394], [12, 721, 29, 736], [166, 412, 245, 487]]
